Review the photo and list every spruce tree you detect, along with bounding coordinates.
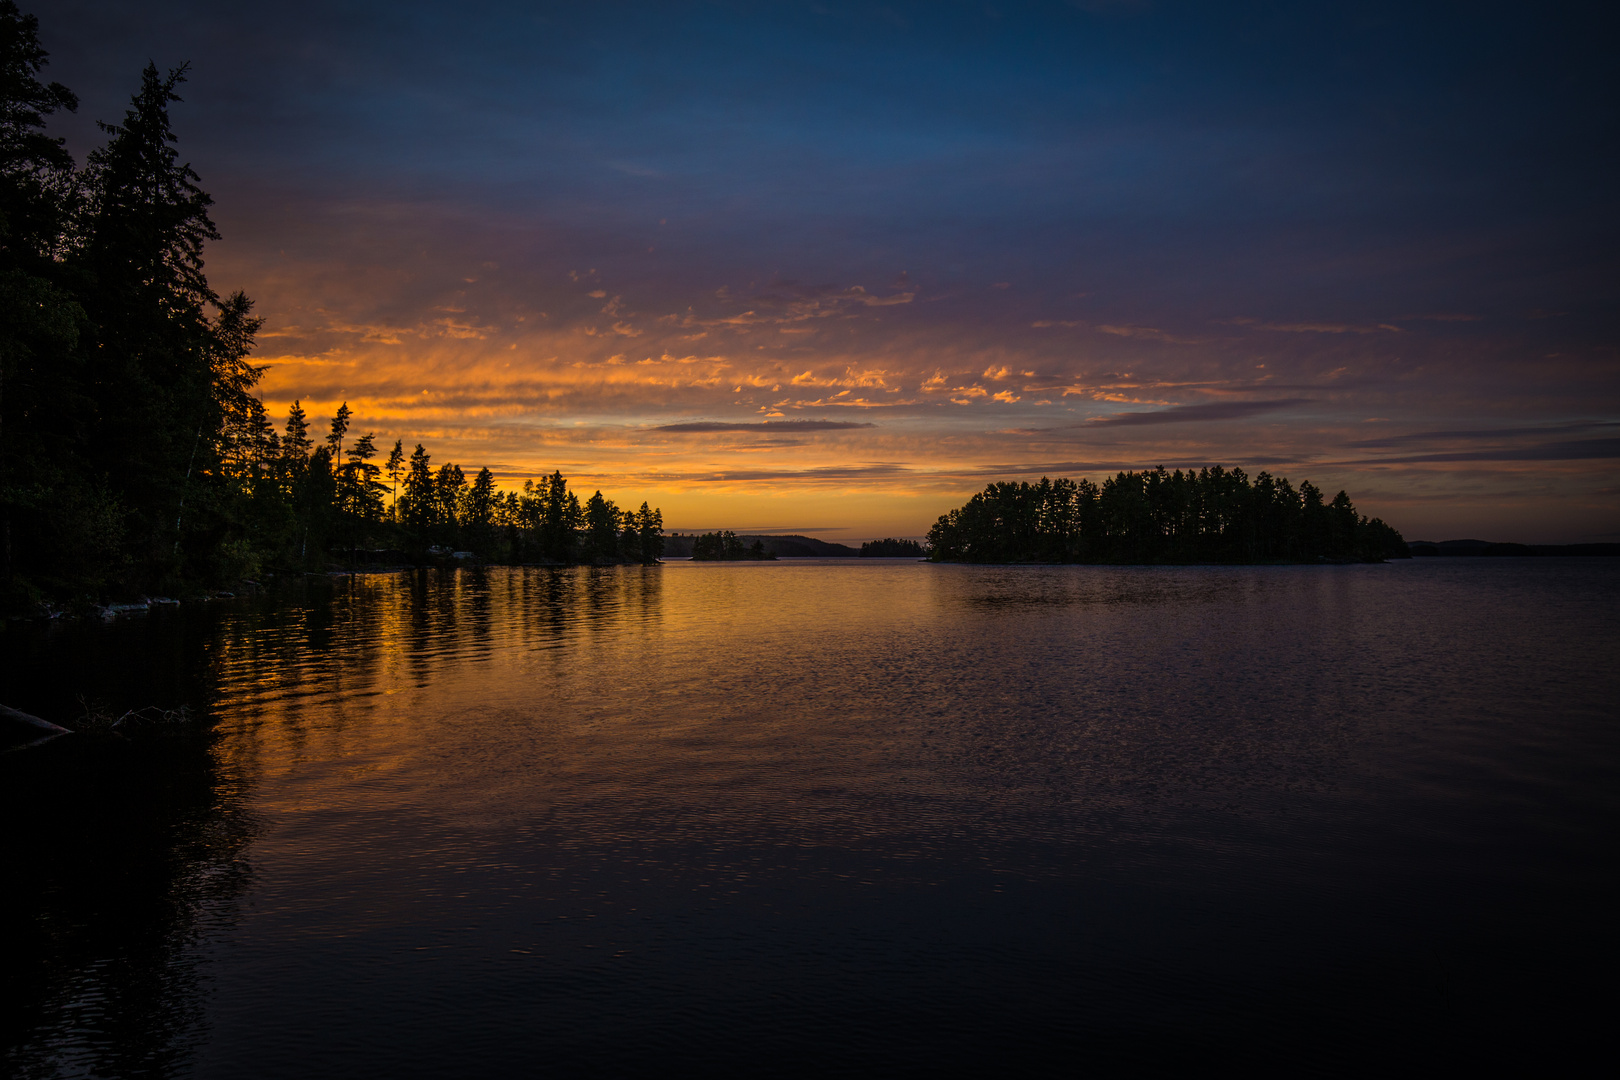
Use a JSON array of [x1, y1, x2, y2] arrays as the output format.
[[0, 0, 93, 601], [282, 401, 311, 459], [385, 438, 404, 518], [401, 443, 434, 532], [636, 502, 664, 563], [344, 431, 382, 521], [325, 401, 350, 461], [583, 491, 618, 563], [72, 59, 260, 587]]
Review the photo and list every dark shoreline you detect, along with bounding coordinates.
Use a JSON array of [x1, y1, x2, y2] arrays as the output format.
[[1409, 540, 1620, 557]]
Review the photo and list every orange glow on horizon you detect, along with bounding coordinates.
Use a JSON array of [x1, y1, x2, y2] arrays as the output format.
[[208, 211, 1618, 545]]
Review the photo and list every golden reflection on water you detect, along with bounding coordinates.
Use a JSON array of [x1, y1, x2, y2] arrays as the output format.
[[207, 564, 960, 856], [200, 561, 1380, 884], [7, 560, 1619, 1076]]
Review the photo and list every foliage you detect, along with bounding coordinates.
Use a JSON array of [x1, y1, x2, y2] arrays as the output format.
[[210, 405, 665, 572], [925, 468, 1407, 564], [0, 5, 663, 611], [860, 537, 924, 558], [691, 531, 773, 561]]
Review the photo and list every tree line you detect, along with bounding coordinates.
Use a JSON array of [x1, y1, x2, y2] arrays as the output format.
[[860, 538, 923, 557], [925, 467, 1407, 564], [689, 530, 773, 560], [221, 396, 665, 573], [0, 4, 660, 611]]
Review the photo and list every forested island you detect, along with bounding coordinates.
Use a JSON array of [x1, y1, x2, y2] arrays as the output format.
[[861, 538, 924, 558], [0, 5, 661, 614], [926, 469, 1407, 564], [0, 3, 1420, 620], [664, 534, 858, 558], [688, 531, 775, 561]]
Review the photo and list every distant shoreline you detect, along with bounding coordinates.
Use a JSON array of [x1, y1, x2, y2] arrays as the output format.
[[1408, 540, 1620, 557]]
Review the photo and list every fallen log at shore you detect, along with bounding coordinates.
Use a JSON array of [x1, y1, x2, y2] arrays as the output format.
[[1, 703, 71, 734], [1, 703, 73, 746]]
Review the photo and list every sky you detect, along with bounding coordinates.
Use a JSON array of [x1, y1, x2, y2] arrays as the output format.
[[29, 0, 1619, 541]]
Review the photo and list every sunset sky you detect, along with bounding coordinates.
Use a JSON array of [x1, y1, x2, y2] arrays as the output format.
[[34, 0, 1617, 542]]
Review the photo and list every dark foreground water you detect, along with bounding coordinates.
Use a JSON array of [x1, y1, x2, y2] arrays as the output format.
[[3, 559, 1617, 1076]]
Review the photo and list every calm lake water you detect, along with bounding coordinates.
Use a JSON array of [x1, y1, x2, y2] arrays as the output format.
[[4, 559, 1617, 1075]]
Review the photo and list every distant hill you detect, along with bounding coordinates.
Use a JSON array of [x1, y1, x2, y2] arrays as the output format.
[[1409, 540, 1620, 557], [664, 534, 860, 558]]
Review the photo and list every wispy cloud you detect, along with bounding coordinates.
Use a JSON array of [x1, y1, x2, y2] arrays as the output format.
[[1086, 398, 1310, 426], [652, 420, 877, 433], [1339, 439, 1620, 465], [1096, 324, 1203, 344], [162, 9, 1615, 545], [634, 464, 913, 483], [675, 282, 915, 332], [1222, 318, 1401, 334], [1347, 421, 1617, 449]]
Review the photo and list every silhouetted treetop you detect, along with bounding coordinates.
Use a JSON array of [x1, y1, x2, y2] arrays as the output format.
[[691, 530, 774, 561], [861, 538, 923, 558], [0, 6, 665, 610]]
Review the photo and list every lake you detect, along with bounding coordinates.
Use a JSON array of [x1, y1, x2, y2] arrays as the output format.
[[4, 559, 1617, 1075]]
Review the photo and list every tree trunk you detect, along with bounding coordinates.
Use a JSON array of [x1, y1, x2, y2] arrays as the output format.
[[2, 703, 73, 736]]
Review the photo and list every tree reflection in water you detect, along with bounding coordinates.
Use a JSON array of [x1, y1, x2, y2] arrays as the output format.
[[4, 563, 1614, 1074], [2, 607, 253, 1078], [3, 567, 669, 1076]]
